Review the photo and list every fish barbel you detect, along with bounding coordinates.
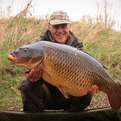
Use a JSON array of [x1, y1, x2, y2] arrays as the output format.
[[8, 41, 121, 111]]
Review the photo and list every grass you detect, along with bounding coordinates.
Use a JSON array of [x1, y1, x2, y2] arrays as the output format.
[[0, 16, 121, 111]]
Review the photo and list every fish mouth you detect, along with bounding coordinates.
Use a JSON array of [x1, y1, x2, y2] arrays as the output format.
[[8, 53, 17, 62]]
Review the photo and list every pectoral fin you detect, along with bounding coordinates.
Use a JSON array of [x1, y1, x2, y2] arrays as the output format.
[[58, 86, 69, 99], [27, 68, 42, 82]]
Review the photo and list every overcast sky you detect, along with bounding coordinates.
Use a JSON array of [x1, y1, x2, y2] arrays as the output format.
[[0, 0, 121, 30]]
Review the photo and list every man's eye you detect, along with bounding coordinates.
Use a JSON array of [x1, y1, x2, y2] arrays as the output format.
[[53, 24, 67, 29]]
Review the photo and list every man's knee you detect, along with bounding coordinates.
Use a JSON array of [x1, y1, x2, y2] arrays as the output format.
[[18, 80, 33, 94], [18, 80, 44, 94], [19, 80, 50, 112], [65, 93, 92, 112]]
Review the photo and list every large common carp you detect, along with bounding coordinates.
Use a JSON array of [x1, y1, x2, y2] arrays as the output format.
[[8, 41, 121, 111]]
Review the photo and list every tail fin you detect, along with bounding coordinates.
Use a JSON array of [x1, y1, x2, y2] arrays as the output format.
[[107, 80, 121, 111]]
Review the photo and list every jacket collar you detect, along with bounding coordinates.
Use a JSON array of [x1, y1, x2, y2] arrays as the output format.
[[41, 30, 78, 45]]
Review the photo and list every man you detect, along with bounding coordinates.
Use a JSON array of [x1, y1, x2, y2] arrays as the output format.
[[19, 10, 92, 112]]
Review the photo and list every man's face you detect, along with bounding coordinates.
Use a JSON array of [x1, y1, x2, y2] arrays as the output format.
[[48, 24, 71, 44]]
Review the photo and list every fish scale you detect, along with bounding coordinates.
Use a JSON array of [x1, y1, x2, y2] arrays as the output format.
[[8, 41, 121, 111], [43, 47, 98, 96]]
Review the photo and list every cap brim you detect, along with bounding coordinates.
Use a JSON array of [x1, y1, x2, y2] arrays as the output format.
[[49, 19, 71, 25]]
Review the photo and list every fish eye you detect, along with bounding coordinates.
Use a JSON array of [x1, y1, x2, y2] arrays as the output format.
[[23, 48, 29, 53], [23, 48, 32, 57]]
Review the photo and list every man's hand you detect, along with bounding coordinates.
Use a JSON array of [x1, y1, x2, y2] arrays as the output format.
[[89, 85, 99, 94], [25, 69, 42, 82]]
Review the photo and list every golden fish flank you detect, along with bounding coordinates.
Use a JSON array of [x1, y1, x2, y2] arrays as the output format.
[[8, 41, 121, 111], [43, 47, 97, 96]]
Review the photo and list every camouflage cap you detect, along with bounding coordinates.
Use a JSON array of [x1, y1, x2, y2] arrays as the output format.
[[49, 11, 71, 25]]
